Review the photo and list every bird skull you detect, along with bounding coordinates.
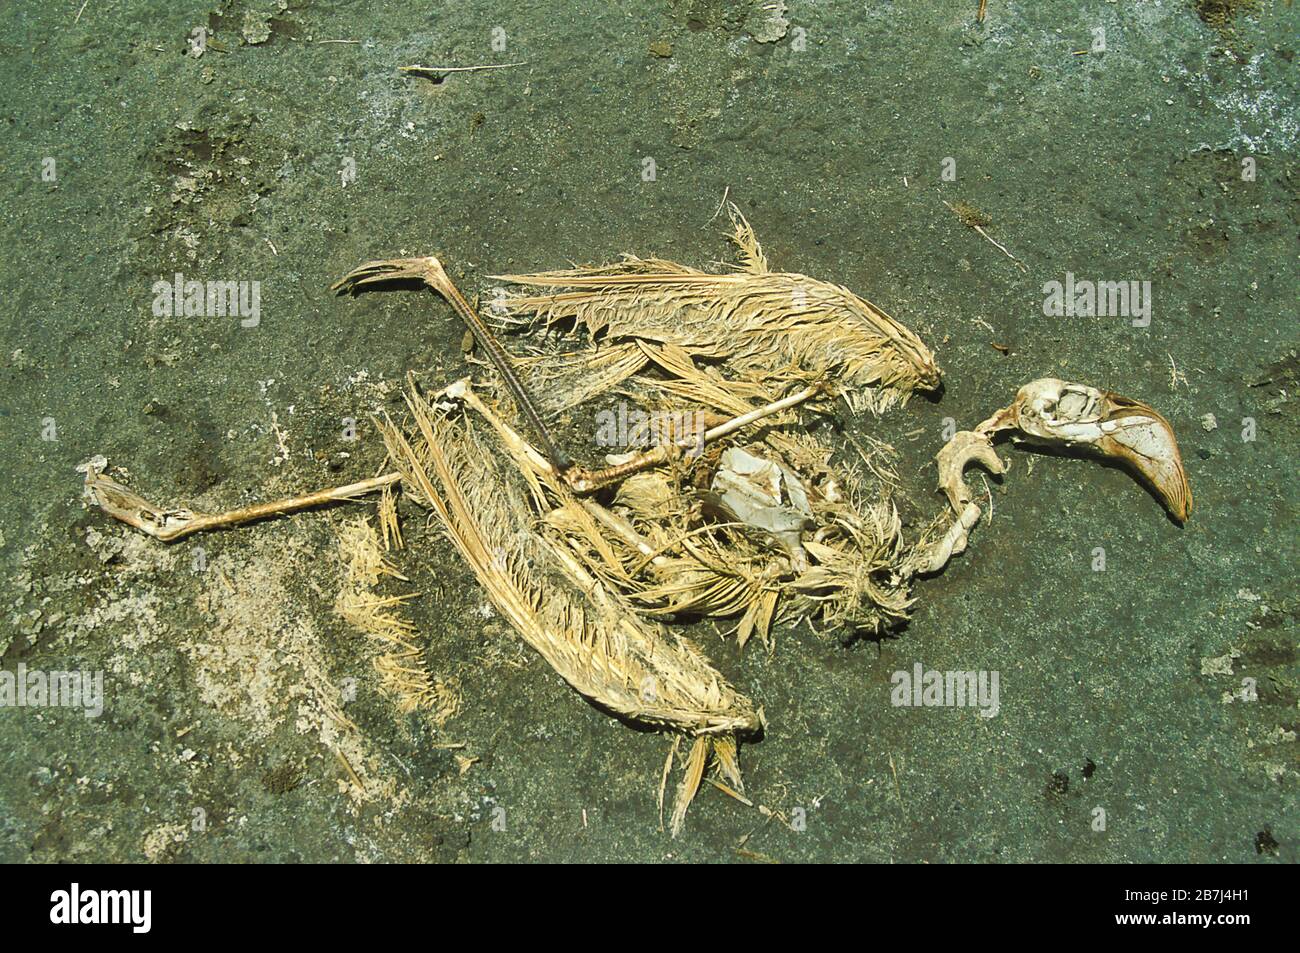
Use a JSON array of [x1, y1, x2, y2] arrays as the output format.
[[977, 378, 1192, 522]]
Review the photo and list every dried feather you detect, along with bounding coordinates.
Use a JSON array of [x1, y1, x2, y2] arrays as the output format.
[[670, 735, 712, 837], [493, 205, 941, 415], [711, 734, 745, 793], [378, 483, 403, 550], [334, 517, 456, 718], [374, 381, 762, 738], [510, 343, 649, 418]]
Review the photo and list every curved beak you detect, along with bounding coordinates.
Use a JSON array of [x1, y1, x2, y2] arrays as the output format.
[[978, 378, 1193, 522]]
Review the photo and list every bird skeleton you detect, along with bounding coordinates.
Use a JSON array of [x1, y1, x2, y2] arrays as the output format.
[[84, 207, 1192, 833]]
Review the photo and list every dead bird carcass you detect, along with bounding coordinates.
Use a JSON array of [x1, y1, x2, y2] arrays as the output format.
[[85, 207, 1192, 833]]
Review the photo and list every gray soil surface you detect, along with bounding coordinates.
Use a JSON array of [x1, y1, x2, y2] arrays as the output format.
[[0, 0, 1295, 862]]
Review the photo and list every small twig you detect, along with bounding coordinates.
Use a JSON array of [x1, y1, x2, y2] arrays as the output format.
[[399, 62, 525, 78], [317, 39, 360, 44], [1167, 353, 1189, 391], [977, 0, 988, 24], [706, 186, 732, 225], [943, 200, 1028, 272], [735, 847, 780, 864], [335, 749, 364, 792], [974, 225, 1026, 271], [74, 0, 89, 23]]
